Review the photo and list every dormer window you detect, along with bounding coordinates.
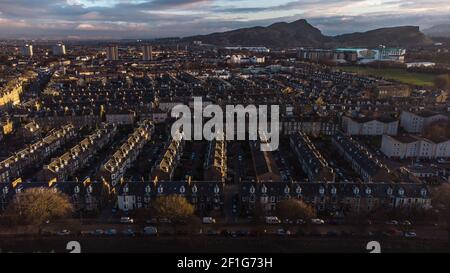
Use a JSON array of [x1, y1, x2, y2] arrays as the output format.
[[387, 187, 393, 195], [261, 185, 267, 194], [319, 186, 325, 195], [296, 186, 302, 194], [145, 185, 151, 194], [366, 187, 372, 195], [421, 188, 427, 197], [398, 188, 405, 196], [192, 185, 198, 193], [87, 185, 93, 194], [180, 186, 186, 194], [284, 186, 290, 194], [249, 185, 256, 194], [331, 187, 337, 195], [353, 187, 360, 196], [214, 185, 220, 194]]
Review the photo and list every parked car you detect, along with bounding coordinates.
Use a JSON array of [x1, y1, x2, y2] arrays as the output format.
[[385, 220, 399, 225], [56, 229, 71, 236], [120, 217, 134, 224], [283, 219, 293, 224], [146, 218, 158, 224], [404, 231, 417, 238], [123, 228, 135, 237], [438, 159, 450, 164], [328, 219, 341, 225], [309, 230, 323, 237], [105, 229, 117, 236], [326, 230, 340, 237], [202, 217, 216, 224], [219, 229, 230, 236], [159, 218, 172, 224], [93, 229, 104, 236], [276, 228, 291, 236], [295, 219, 306, 225], [384, 228, 402, 237], [265, 216, 281, 224], [401, 220, 412, 226], [235, 230, 251, 237], [205, 229, 220, 236], [143, 226, 158, 236], [340, 230, 356, 237], [80, 230, 93, 236], [311, 218, 325, 225]]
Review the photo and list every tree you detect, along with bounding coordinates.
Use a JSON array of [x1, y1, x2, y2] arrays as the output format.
[[276, 199, 317, 220], [5, 188, 73, 225], [423, 120, 450, 140], [151, 195, 195, 226], [434, 74, 450, 91], [431, 183, 450, 224]]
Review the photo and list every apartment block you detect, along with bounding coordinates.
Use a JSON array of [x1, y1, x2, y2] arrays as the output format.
[[342, 115, 398, 136], [400, 111, 448, 133], [381, 134, 450, 159]]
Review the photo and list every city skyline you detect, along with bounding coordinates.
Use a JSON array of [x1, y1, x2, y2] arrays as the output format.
[[0, 0, 449, 39]]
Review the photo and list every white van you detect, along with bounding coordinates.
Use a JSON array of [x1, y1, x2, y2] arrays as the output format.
[[266, 216, 281, 224], [311, 218, 325, 225], [202, 217, 216, 224]]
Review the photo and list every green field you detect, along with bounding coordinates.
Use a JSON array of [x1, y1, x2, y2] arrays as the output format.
[[339, 66, 437, 87]]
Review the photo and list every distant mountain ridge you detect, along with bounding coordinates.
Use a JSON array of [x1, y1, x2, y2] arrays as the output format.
[[424, 24, 450, 38], [185, 19, 433, 48]]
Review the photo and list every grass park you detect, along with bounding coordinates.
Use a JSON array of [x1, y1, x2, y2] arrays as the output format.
[[338, 66, 438, 87]]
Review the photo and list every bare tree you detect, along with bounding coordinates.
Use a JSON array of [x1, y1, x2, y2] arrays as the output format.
[[151, 195, 195, 231], [431, 183, 450, 225], [5, 188, 73, 226], [435, 74, 450, 91], [276, 199, 317, 220]]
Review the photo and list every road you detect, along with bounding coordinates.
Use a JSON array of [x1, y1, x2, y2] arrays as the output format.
[[0, 236, 448, 253]]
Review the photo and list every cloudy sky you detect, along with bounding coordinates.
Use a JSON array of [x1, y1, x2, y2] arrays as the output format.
[[0, 0, 449, 39]]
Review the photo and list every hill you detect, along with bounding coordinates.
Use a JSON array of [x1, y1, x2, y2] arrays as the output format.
[[187, 19, 328, 47], [424, 24, 450, 38], [185, 19, 433, 48], [332, 26, 432, 47]]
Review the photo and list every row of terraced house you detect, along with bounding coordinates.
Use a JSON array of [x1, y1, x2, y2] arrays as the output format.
[[39, 124, 117, 182], [0, 178, 432, 216], [0, 124, 77, 184], [99, 120, 155, 186]]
